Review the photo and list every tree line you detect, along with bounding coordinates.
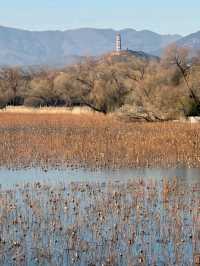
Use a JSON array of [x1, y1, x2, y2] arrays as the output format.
[[0, 44, 200, 120]]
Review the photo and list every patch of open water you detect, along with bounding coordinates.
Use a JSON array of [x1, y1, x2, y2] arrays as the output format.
[[0, 167, 200, 189]]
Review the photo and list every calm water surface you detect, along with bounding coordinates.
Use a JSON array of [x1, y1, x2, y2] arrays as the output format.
[[0, 167, 200, 188]]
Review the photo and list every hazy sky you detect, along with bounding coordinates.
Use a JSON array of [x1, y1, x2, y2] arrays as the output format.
[[0, 0, 199, 36]]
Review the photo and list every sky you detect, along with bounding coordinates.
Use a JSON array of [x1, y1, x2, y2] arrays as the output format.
[[0, 0, 199, 36]]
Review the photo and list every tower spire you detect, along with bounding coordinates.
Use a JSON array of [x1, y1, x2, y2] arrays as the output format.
[[116, 33, 121, 53]]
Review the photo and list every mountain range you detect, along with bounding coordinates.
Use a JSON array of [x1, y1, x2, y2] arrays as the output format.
[[0, 25, 199, 67]]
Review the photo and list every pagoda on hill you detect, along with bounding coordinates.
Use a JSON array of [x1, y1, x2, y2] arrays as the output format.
[[116, 33, 122, 53]]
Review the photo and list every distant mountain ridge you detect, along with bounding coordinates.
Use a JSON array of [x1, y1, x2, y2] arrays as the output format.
[[0, 26, 183, 67], [176, 31, 200, 50], [5, 26, 200, 66]]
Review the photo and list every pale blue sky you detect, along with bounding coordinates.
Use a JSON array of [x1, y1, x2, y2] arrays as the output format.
[[0, 0, 199, 36]]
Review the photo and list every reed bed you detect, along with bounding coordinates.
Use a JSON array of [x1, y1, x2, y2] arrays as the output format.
[[0, 177, 199, 265], [0, 113, 200, 169]]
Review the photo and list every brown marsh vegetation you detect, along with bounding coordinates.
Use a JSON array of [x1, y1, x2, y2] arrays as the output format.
[[0, 177, 199, 265], [0, 113, 200, 169]]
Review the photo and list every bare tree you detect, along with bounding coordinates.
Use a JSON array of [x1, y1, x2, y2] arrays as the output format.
[[163, 44, 200, 114], [0, 67, 30, 105]]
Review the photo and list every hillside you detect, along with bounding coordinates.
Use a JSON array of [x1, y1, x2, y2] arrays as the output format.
[[176, 31, 200, 51], [0, 26, 181, 66], [102, 50, 159, 62]]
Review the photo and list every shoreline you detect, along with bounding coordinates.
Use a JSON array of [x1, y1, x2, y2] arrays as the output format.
[[1, 106, 200, 123], [0, 106, 98, 114]]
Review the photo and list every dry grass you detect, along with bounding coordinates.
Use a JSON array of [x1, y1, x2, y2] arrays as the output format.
[[0, 106, 96, 114], [0, 113, 200, 169]]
